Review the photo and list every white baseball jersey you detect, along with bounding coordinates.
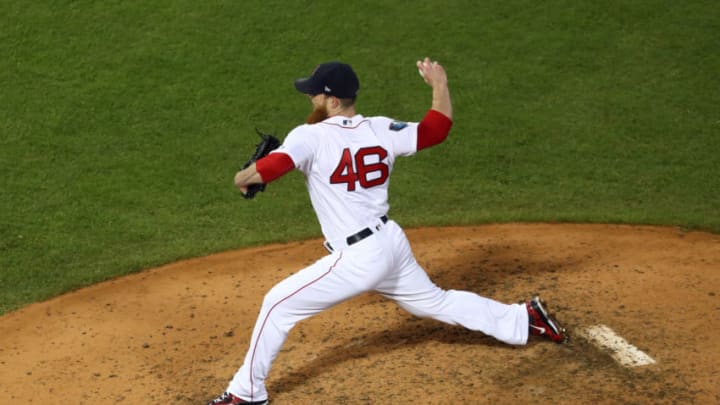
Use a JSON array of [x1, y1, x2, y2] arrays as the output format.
[[272, 114, 417, 242]]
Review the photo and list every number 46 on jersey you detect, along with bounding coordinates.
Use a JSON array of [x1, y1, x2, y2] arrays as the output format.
[[330, 147, 389, 191]]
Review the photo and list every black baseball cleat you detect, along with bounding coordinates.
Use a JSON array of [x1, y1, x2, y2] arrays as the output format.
[[526, 296, 569, 343], [206, 392, 269, 405]]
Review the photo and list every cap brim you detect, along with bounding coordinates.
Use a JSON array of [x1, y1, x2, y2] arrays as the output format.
[[294, 77, 319, 95]]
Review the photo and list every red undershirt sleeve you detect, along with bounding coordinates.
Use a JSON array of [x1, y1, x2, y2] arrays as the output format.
[[416, 109, 453, 151], [255, 152, 295, 183]]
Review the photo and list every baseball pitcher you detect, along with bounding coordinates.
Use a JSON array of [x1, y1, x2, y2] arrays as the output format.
[[207, 58, 567, 405]]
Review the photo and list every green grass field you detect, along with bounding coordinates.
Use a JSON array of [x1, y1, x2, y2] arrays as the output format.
[[1, 0, 718, 314]]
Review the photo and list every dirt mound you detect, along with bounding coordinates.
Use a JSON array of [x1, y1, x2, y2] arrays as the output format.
[[1, 224, 718, 404]]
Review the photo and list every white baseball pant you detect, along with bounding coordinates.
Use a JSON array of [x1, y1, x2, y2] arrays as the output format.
[[227, 219, 529, 401]]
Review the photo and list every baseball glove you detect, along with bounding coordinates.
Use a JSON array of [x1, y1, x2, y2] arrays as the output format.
[[241, 129, 281, 199]]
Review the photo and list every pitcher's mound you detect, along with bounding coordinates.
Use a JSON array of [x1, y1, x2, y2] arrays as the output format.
[[1, 224, 718, 404]]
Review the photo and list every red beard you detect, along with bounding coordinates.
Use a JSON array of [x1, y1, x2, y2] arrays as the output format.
[[305, 105, 329, 124]]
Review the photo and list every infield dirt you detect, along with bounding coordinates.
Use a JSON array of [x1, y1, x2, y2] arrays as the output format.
[[1, 224, 718, 404]]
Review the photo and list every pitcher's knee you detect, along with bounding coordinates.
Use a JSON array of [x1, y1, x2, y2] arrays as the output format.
[[261, 285, 290, 311], [397, 289, 451, 319]]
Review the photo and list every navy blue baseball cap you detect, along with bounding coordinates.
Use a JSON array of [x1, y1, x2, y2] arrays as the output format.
[[294, 62, 359, 98]]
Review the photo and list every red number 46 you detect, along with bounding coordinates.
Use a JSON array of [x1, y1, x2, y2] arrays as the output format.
[[330, 146, 389, 191]]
